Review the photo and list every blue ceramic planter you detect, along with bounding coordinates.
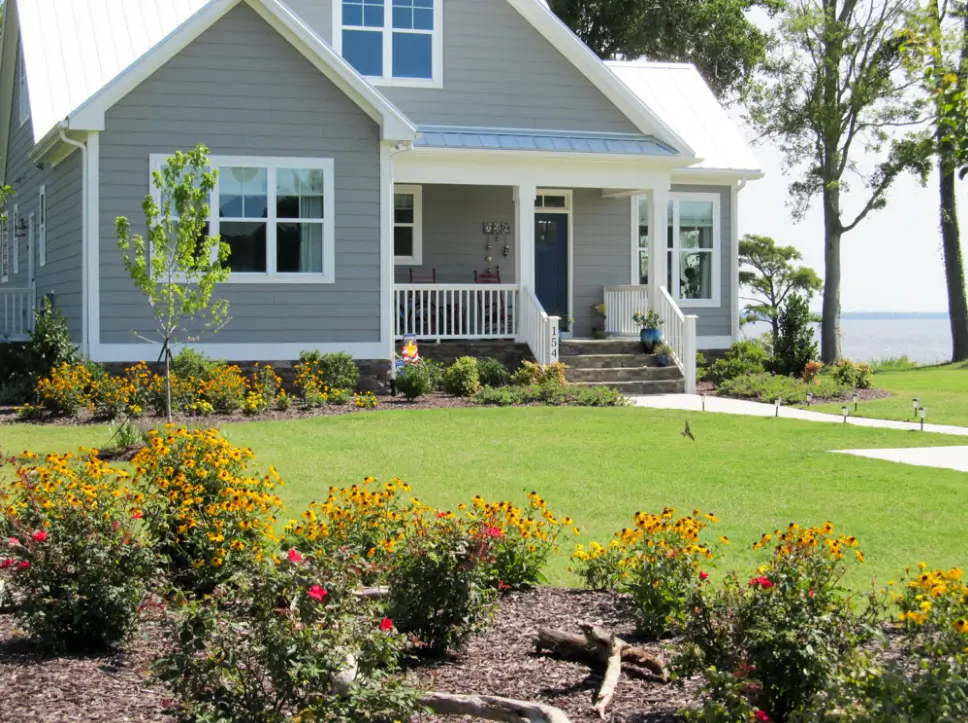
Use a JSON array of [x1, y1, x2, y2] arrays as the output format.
[[640, 327, 662, 353]]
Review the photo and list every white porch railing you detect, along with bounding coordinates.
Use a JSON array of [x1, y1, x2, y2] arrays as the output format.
[[394, 283, 518, 340], [654, 285, 698, 393], [603, 285, 649, 336], [1, 287, 35, 341], [519, 286, 560, 365]]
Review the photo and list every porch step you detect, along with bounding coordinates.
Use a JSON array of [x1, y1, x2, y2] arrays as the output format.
[[573, 379, 685, 395], [560, 353, 659, 369], [561, 339, 643, 355], [565, 365, 682, 383]]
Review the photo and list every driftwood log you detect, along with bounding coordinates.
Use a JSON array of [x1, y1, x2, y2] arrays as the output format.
[[352, 586, 389, 600], [420, 691, 573, 723], [591, 631, 623, 719]]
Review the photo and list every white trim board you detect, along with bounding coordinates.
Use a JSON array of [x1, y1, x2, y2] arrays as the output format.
[[697, 336, 733, 350], [89, 341, 388, 363], [65, 0, 415, 142]]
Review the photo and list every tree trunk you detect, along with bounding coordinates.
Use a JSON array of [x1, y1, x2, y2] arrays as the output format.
[[938, 149, 968, 361], [821, 189, 842, 364], [165, 346, 173, 423]]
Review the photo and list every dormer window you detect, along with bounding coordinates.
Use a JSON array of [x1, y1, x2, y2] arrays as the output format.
[[336, 0, 441, 87]]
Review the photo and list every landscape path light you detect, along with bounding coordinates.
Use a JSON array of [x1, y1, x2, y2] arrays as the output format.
[[920, 406, 927, 431], [912, 398, 920, 417], [842, 405, 849, 424]]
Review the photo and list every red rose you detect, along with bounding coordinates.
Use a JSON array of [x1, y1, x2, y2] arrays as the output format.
[[8, 537, 19, 547], [131, 511, 143, 520], [287, 548, 304, 564], [380, 617, 394, 632], [482, 526, 503, 539], [308, 585, 328, 602], [808, 589, 816, 597], [0, 559, 13, 569], [754, 710, 770, 721], [32, 530, 47, 542], [699, 571, 709, 581], [17, 561, 29, 571]]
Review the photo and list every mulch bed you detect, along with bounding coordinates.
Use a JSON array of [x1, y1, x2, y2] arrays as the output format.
[[0, 588, 696, 723]]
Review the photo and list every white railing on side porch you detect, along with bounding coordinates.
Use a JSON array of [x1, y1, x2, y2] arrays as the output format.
[[1, 287, 35, 341], [394, 283, 518, 340], [519, 286, 560, 365], [654, 285, 698, 393], [603, 285, 649, 335]]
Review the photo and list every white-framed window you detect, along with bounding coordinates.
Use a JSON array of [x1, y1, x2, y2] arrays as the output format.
[[38, 186, 46, 267], [18, 49, 29, 127], [535, 191, 571, 210], [393, 184, 422, 264], [11, 205, 18, 275], [335, 0, 442, 87], [148, 155, 335, 283], [0, 216, 8, 283], [635, 193, 720, 305]]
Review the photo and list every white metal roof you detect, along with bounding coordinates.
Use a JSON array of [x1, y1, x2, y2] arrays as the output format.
[[606, 60, 763, 176], [18, 0, 211, 144]]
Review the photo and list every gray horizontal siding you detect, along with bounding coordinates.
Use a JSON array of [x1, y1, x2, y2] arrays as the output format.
[[98, 3, 382, 347], [670, 184, 732, 339], [4, 36, 83, 342], [572, 189, 632, 337], [394, 184, 515, 284], [301, 0, 638, 133]]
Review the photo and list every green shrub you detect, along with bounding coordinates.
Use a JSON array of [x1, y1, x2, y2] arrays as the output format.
[[2, 450, 155, 652], [396, 362, 434, 400], [0, 344, 29, 404], [171, 348, 220, 381], [695, 351, 708, 381], [706, 340, 769, 386], [675, 522, 882, 723], [18, 298, 78, 388], [476, 357, 510, 387], [155, 552, 419, 723], [442, 356, 480, 396], [718, 372, 847, 404], [773, 293, 818, 377], [833, 358, 874, 389], [510, 360, 568, 386], [422, 359, 446, 390], [385, 512, 496, 654], [472, 382, 627, 407], [300, 350, 360, 391]]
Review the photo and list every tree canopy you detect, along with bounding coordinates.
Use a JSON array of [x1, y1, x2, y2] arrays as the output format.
[[549, 0, 780, 99]]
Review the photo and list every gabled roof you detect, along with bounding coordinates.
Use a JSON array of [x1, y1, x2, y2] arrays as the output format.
[[7, 0, 415, 158], [606, 60, 763, 176], [416, 125, 677, 156]]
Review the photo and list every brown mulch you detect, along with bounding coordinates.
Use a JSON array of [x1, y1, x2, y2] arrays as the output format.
[[0, 392, 471, 428], [0, 589, 696, 723]]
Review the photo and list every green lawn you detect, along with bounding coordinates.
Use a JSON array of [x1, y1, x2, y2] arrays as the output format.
[[2, 407, 966, 587], [813, 362, 968, 427]]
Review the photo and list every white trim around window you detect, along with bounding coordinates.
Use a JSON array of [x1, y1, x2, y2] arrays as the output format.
[[148, 154, 336, 284], [38, 185, 47, 267], [334, 0, 444, 89], [393, 184, 422, 265], [0, 216, 8, 283], [18, 50, 29, 128], [11, 205, 18, 276]]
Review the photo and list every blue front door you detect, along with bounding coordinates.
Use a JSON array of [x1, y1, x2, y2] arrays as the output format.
[[535, 213, 568, 317]]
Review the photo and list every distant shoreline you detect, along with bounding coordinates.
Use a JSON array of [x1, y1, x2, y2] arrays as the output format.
[[839, 312, 949, 321]]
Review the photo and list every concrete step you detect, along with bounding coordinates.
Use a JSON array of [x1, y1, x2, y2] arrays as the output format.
[[573, 379, 685, 395], [561, 339, 643, 355], [560, 353, 658, 369], [566, 365, 682, 383]]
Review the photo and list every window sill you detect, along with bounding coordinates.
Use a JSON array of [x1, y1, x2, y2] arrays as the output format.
[[220, 274, 336, 285], [676, 298, 721, 309], [368, 76, 441, 89], [394, 255, 423, 265]]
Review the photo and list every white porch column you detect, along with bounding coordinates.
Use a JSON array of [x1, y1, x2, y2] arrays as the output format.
[[514, 184, 536, 291], [649, 186, 670, 308]]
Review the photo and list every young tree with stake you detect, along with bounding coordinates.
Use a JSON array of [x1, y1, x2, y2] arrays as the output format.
[[116, 145, 230, 421]]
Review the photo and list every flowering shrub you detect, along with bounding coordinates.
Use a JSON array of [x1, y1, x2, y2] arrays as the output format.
[[354, 391, 378, 408], [832, 359, 874, 389], [243, 364, 282, 415], [385, 508, 496, 654], [0, 451, 155, 651], [510, 360, 568, 386], [132, 427, 284, 590], [34, 361, 93, 416], [155, 551, 418, 723], [676, 522, 881, 723], [204, 363, 247, 413], [574, 508, 721, 638], [463, 491, 576, 590], [801, 360, 824, 384]]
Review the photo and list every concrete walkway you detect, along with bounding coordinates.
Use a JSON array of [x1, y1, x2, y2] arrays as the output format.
[[835, 447, 968, 473], [628, 393, 968, 437]]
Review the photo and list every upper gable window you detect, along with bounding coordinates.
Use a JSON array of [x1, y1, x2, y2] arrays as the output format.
[[18, 49, 29, 127], [336, 0, 441, 87]]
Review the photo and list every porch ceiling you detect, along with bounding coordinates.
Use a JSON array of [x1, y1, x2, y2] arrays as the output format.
[[415, 125, 677, 156]]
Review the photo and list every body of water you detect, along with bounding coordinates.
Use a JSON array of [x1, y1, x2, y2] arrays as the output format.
[[742, 317, 954, 365]]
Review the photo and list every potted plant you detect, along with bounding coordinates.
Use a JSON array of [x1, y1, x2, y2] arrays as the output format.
[[592, 303, 606, 339], [655, 342, 673, 367], [632, 310, 663, 353], [560, 316, 575, 340]]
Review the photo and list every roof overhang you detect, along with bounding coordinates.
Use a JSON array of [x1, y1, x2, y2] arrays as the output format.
[[58, 0, 415, 144]]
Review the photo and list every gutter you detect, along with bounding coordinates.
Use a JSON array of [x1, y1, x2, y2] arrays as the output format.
[[57, 122, 90, 358]]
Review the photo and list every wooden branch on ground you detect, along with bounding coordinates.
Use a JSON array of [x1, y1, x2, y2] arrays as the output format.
[[420, 691, 573, 723], [590, 630, 622, 719], [352, 586, 389, 600], [534, 626, 669, 683]]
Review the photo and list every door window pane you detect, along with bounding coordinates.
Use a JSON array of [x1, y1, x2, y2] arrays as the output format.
[[392, 32, 433, 78], [221, 221, 267, 272], [343, 29, 383, 76]]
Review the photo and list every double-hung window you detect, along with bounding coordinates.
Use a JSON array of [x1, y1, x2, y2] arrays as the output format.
[[393, 185, 422, 264], [635, 194, 720, 304], [38, 186, 46, 267], [337, 0, 441, 86], [149, 155, 335, 283]]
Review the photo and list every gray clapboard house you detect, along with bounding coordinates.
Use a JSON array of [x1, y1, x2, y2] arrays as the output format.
[[0, 0, 761, 393]]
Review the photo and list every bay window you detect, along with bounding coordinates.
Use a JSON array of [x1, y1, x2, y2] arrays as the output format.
[[336, 0, 441, 86], [149, 155, 334, 283], [635, 193, 720, 305]]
